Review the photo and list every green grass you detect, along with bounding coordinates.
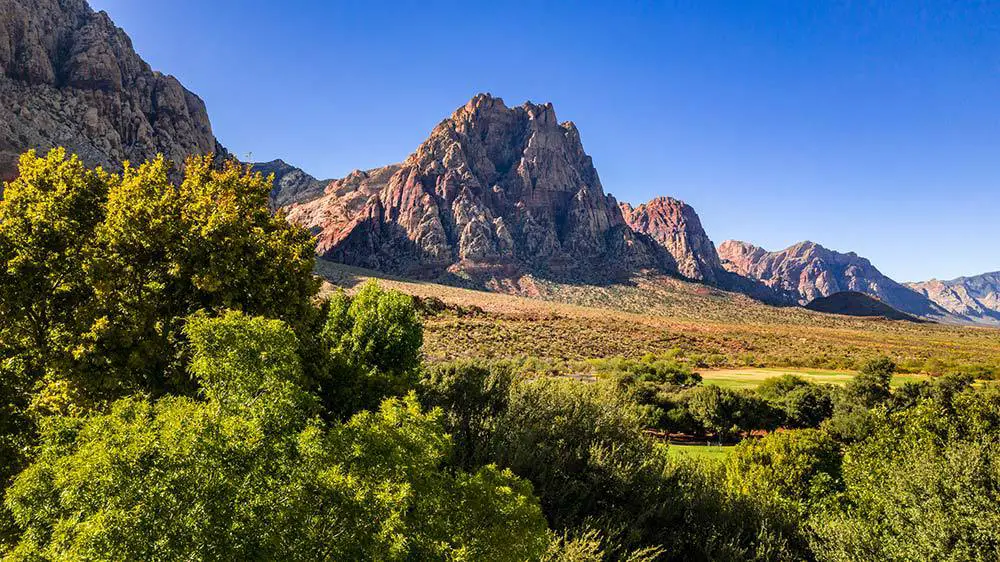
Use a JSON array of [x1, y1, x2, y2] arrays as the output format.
[[667, 444, 733, 462], [699, 367, 930, 390]]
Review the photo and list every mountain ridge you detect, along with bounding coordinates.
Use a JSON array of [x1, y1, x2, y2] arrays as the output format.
[[718, 239, 959, 322]]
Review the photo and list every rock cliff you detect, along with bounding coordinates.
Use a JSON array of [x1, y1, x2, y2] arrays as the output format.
[[718, 240, 956, 321], [620, 196, 722, 283], [285, 94, 675, 283], [0, 0, 221, 182], [907, 272, 1000, 326]]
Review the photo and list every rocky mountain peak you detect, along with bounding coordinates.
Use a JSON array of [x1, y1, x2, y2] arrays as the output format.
[[620, 196, 723, 283], [1, 0, 221, 181], [718, 239, 956, 321], [285, 94, 673, 283], [907, 271, 1000, 325]]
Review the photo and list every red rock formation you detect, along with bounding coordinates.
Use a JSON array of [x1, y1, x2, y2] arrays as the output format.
[[906, 272, 1000, 326], [718, 240, 957, 321], [0, 0, 221, 181], [620, 196, 722, 283], [286, 94, 674, 282]]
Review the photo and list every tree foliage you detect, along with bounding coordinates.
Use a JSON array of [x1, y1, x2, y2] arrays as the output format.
[[0, 149, 319, 401], [4, 312, 548, 560]]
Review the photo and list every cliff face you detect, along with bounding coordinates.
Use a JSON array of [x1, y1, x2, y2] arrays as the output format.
[[620, 196, 723, 283], [718, 240, 956, 321], [0, 0, 221, 182], [285, 94, 675, 283], [907, 272, 1000, 326]]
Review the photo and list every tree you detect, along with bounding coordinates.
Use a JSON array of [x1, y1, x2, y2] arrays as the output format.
[[0, 149, 320, 402], [725, 429, 841, 507], [757, 375, 835, 428], [811, 387, 1000, 561], [686, 386, 781, 441], [4, 312, 548, 560], [320, 281, 423, 416]]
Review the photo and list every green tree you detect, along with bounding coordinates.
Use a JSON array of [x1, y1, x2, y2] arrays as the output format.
[[4, 312, 548, 560], [321, 281, 423, 416], [757, 375, 835, 428], [812, 387, 1000, 561], [725, 429, 841, 507], [0, 149, 319, 402]]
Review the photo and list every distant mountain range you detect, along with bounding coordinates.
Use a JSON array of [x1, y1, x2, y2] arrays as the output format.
[[2, 0, 996, 325], [907, 273, 1000, 326]]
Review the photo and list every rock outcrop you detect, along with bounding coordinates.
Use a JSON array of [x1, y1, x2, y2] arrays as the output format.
[[620, 196, 722, 283], [0, 0, 221, 182], [907, 272, 1000, 326], [285, 94, 675, 283], [718, 240, 956, 321], [252, 159, 330, 208]]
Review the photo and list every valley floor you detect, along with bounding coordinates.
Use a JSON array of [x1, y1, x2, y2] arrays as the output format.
[[315, 260, 1000, 376]]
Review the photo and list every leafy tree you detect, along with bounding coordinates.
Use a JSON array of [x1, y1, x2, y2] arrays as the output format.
[[0, 149, 319, 402], [811, 387, 1000, 561], [4, 312, 548, 560], [321, 281, 423, 416], [686, 386, 781, 441], [757, 375, 835, 428], [419, 360, 515, 470], [725, 429, 841, 507]]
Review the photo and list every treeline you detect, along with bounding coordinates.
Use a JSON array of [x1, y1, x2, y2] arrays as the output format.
[[1, 150, 998, 560]]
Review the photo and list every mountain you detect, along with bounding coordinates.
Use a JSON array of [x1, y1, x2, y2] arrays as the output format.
[[805, 291, 924, 322], [0, 0, 221, 182], [718, 240, 956, 321], [284, 94, 677, 284], [252, 159, 330, 207], [619, 196, 722, 283], [906, 272, 1000, 326]]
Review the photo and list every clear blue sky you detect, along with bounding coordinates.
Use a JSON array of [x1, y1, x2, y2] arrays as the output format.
[[89, 0, 998, 282]]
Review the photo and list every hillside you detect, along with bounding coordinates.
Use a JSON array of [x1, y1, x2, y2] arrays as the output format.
[[315, 260, 1000, 375], [719, 240, 957, 322], [907, 272, 1000, 326], [804, 291, 924, 322], [0, 0, 222, 182]]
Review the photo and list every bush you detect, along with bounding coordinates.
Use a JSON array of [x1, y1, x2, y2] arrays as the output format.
[[4, 313, 548, 560]]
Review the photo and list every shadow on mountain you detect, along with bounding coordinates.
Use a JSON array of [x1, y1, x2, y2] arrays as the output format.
[[805, 291, 927, 322]]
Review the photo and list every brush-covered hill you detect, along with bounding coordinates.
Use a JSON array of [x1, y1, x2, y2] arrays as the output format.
[[805, 291, 924, 322]]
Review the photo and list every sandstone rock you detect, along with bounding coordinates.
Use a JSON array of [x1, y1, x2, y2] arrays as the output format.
[[285, 94, 675, 283], [718, 240, 957, 321], [620, 196, 722, 283], [906, 272, 1000, 326], [0, 0, 221, 183]]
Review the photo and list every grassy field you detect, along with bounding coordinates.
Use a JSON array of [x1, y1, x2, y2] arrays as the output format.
[[315, 260, 1000, 376], [699, 367, 929, 390], [667, 444, 733, 462]]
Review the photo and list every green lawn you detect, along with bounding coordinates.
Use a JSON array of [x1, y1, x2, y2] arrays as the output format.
[[667, 444, 733, 462], [699, 367, 927, 390]]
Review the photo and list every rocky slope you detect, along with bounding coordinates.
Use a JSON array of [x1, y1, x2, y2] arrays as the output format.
[[252, 159, 330, 208], [620, 196, 722, 283], [285, 94, 676, 284], [907, 272, 1000, 326], [0, 0, 221, 182], [718, 240, 956, 321]]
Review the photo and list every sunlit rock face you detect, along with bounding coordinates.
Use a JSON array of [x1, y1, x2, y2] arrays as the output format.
[[0, 0, 222, 183], [285, 94, 675, 283]]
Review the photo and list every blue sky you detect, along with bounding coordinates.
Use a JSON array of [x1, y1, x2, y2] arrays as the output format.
[[89, 0, 998, 282]]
